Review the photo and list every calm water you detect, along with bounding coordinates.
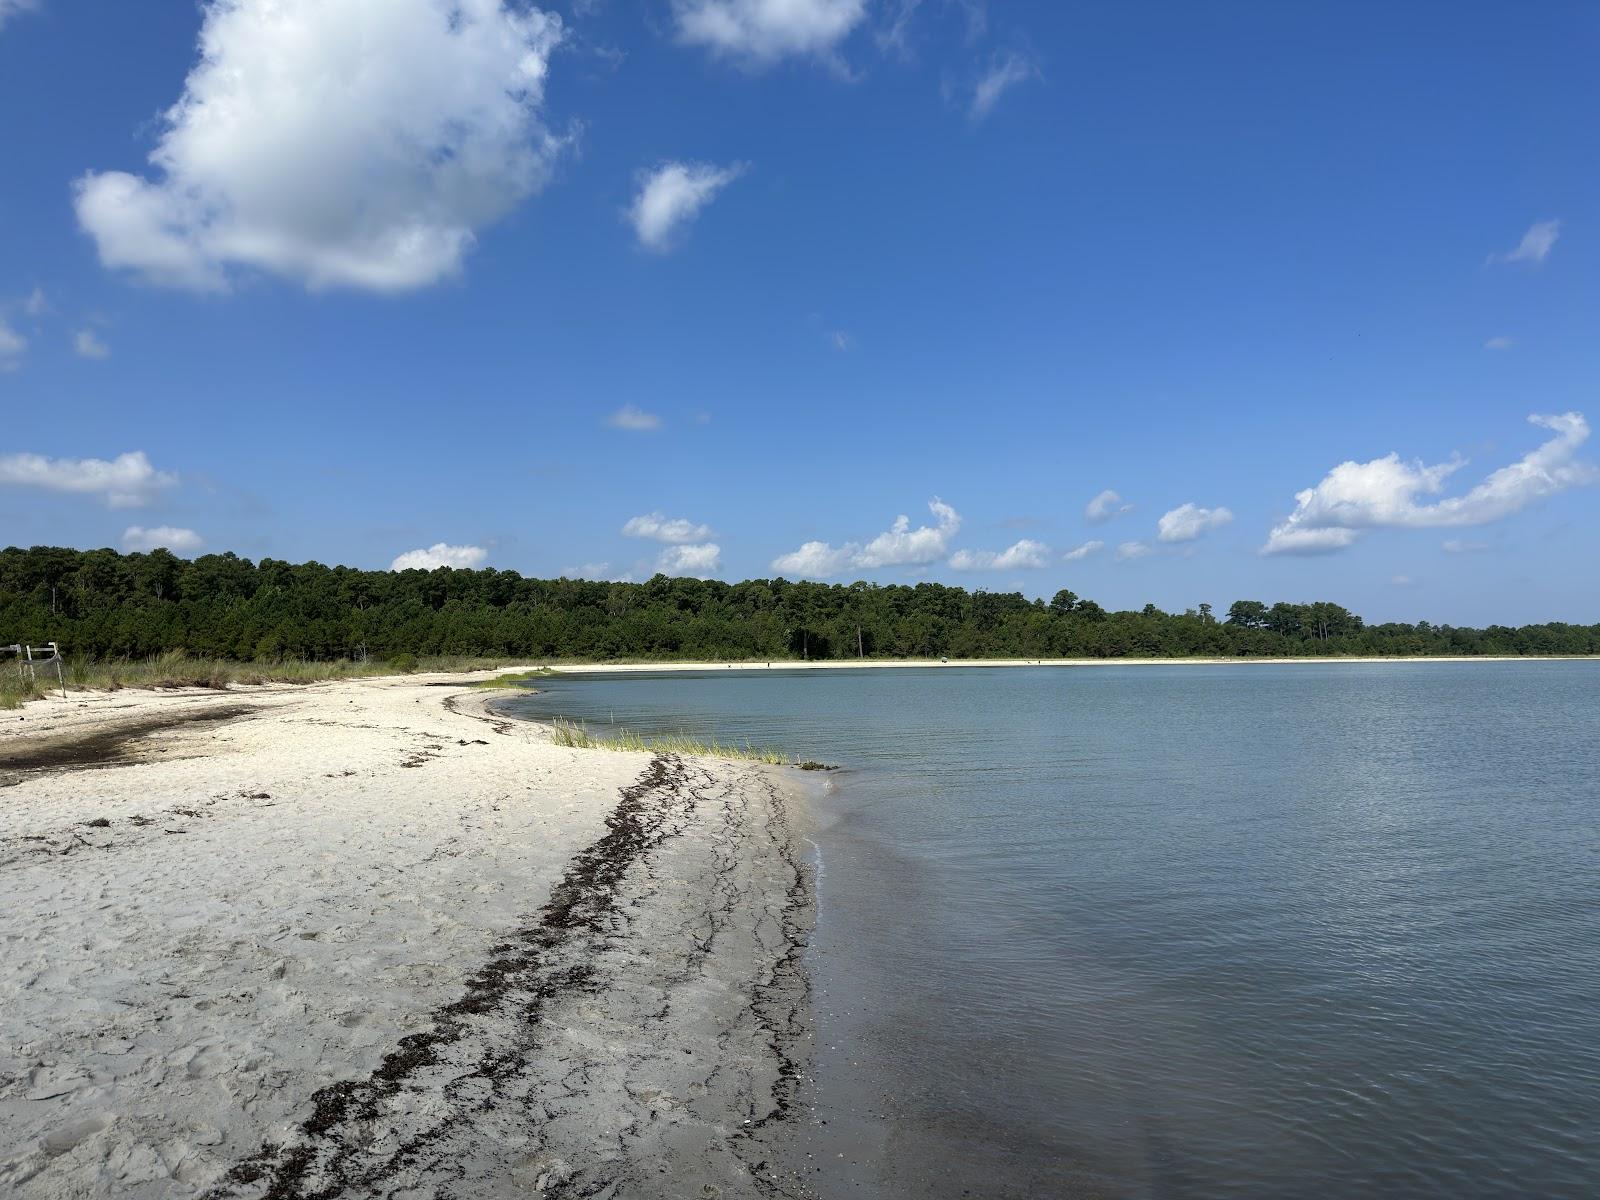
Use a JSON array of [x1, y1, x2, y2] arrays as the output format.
[[502, 664, 1600, 1198]]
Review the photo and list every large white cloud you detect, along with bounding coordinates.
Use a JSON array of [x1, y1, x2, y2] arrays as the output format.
[[391, 542, 489, 570], [672, 0, 866, 64], [1262, 412, 1596, 555], [0, 450, 176, 508], [771, 497, 961, 578], [74, 0, 563, 292], [1157, 503, 1233, 543], [948, 539, 1050, 570], [657, 542, 721, 576], [623, 512, 715, 544], [629, 162, 743, 252], [123, 525, 204, 553]]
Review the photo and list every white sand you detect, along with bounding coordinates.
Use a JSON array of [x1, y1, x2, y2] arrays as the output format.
[[0, 674, 812, 1199]]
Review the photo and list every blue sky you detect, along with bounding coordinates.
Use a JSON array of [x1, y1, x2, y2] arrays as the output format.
[[1, 0, 1596, 625]]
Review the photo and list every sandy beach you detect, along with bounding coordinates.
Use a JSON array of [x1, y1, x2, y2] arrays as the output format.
[[0, 673, 814, 1199]]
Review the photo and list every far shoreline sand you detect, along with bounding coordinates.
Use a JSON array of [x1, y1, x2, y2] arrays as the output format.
[[1, 672, 815, 1199], [543, 654, 1599, 674]]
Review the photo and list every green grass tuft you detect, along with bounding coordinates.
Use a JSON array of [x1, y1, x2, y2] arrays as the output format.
[[547, 717, 791, 765]]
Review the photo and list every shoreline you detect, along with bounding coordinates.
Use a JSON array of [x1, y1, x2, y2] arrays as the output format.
[[0, 673, 816, 1199], [541, 653, 1600, 674]]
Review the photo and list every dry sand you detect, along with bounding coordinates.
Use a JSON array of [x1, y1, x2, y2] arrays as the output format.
[[0, 673, 814, 1199]]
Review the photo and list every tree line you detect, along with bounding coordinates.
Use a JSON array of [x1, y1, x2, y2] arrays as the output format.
[[2, 544, 1597, 662]]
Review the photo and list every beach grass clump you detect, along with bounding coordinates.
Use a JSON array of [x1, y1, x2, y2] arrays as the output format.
[[548, 717, 790, 765], [471, 667, 555, 689]]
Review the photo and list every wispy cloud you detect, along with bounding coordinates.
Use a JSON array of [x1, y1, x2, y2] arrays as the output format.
[[1085, 489, 1132, 523], [23, 286, 47, 316], [1115, 540, 1151, 562], [969, 51, 1037, 121], [948, 538, 1050, 570], [1156, 503, 1233, 543], [1442, 538, 1490, 554], [0, 450, 176, 508], [0, 0, 38, 33], [0, 320, 24, 371], [629, 161, 745, 252], [1062, 539, 1103, 561], [123, 525, 203, 553], [1489, 219, 1560, 266], [672, 0, 867, 65], [772, 497, 961, 578], [1262, 412, 1596, 555], [607, 404, 663, 432], [74, 329, 110, 359], [1484, 336, 1514, 351], [622, 512, 714, 544], [390, 543, 488, 571]]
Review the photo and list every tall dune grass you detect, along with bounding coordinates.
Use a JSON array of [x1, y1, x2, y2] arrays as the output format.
[[0, 652, 525, 709]]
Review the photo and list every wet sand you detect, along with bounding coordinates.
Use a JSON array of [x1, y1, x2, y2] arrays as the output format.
[[0, 673, 813, 1198]]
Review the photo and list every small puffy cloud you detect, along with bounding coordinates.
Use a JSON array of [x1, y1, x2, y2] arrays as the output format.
[[1490, 219, 1560, 266], [123, 525, 203, 553], [622, 511, 714, 544], [74, 0, 564, 293], [657, 542, 721, 576], [0, 320, 24, 370], [390, 542, 488, 571], [1157, 503, 1234, 543], [770, 540, 855, 579], [970, 51, 1038, 121], [672, 0, 867, 64], [0, 450, 176, 508], [771, 497, 961, 578], [74, 329, 110, 359], [1062, 539, 1103, 561], [629, 161, 743, 252], [948, 538, 1050, 570], [561, 561, 619, 580], [1391, 574, 1414, 587], [1484, 336, 1514, 351], [607, 404, 663, 431], [1115, 540, 1151, 562], [1085, 489, 1131, 523], [1262, 412, 1597, 555]]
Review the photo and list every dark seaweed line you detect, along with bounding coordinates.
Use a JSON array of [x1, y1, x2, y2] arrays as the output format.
[[204, 753, 691, 1200]]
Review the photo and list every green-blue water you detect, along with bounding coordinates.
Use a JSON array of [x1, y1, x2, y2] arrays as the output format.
[[501, 663, 1600, 1198]]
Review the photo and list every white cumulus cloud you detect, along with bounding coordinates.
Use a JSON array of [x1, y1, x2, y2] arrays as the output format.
[[1062, 539, 1103, 561], [948, 539, 1050, 570], [1157, 503, 1234, 543], [657, 542, 721, 576], [74, 329, 110, 359], [606, 404, 663, 431], [123, 525, 204, 553], [74, 0, 564, 292], [623, 512, 715, 544], [1490, 219, 1560, 266], [771, 497, 961, 578], [672, 0, 867, 64], [1085, 489, 1131, 522], [629, 161, 743, 252], [0, 450, 176, 508], [390, 542, 489, 570], [1262, 412, 1597, 555]]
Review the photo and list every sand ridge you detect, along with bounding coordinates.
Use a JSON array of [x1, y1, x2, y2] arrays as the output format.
[[0, 674, 813, 1198]]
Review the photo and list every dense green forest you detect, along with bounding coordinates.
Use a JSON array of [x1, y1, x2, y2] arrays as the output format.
[[3, 545, 1597, 662]]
